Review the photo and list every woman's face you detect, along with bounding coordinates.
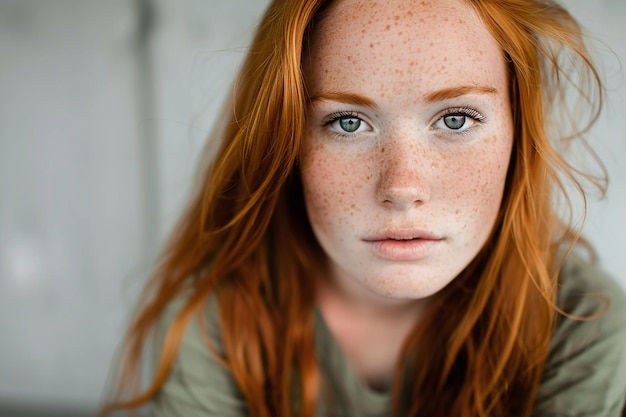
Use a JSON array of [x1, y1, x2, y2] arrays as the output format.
[[301, 0, 513, 304]]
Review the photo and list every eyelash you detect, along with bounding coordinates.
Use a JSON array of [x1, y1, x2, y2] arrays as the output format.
[[434, 107, 486, 136], [323, 110, 361, 124], [321, 107, 486, 139], [440, 107, 485, 121], [322, 111, 369, 139]]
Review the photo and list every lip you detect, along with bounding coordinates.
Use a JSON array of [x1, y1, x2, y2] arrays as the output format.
[[363, 230, 444, 261]]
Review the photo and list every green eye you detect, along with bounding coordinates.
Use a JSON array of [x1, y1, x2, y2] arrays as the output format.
[[324, 111, 372, 138], [443, 114, 466, 130], [433, 107, 484, 134], [339, 118, 362, 133]]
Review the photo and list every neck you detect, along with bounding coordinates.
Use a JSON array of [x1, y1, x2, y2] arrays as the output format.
[[315, 269, 431, 391]]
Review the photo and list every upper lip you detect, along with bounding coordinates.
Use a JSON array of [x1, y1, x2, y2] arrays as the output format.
[[363, 230, 444, 241]]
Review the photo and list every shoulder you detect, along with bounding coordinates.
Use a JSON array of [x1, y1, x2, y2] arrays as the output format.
[[557, 251, 626, 316], [151, 292, 247, 417], [553, 252, 626, 352], [533, 251, 626, 416]]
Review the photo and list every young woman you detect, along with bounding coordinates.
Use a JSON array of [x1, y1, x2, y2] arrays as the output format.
[[100, 0, 626, 416]]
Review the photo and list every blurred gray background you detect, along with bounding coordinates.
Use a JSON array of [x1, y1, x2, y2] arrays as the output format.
[[0, 0, 624, 416]]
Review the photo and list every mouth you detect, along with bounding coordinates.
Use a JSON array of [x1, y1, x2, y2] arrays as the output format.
[[363, 231, 444, 261], [364, 230, 444, 242]]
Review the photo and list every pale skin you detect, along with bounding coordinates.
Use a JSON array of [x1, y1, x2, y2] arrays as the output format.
[[300, 0, 514, 390]]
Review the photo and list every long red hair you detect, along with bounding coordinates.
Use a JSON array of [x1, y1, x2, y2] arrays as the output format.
[[98, 0, 604, 416]]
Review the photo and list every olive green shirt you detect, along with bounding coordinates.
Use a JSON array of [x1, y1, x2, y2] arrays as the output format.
[[152, 254, 626, 416]]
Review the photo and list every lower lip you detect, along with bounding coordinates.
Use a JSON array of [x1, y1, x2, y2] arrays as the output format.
[[366, 238, 442, 261]]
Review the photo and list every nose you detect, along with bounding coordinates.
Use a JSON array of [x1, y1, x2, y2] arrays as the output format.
[[375, 138, 431, 210]]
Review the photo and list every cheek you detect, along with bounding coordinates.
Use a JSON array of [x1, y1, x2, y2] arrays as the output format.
[[441, 135, 512, 222], [300, 145, 369, 227]]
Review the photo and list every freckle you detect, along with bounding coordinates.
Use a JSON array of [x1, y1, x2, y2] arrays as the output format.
[[419, 18, 424, 23], [369, 42, 374, 48], [381, 147, 385, 153], [455, 209, 461, 215], [385, 24, 391, 31], [394, 15, 400, 20]]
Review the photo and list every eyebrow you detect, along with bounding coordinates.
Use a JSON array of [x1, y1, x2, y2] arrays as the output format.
[[308, 92, 379, 108], [308, 85, 498, 107], [424, 85, 498, 103]]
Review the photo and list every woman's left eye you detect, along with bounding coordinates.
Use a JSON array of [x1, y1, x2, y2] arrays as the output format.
[[433, 108, 484, 133]]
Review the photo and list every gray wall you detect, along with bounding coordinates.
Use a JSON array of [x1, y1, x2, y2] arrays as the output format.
[[0, 0, 623, 415]]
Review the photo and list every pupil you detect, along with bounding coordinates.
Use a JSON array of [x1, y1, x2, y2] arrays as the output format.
[[340, 118, 361, 133], [444, 114, 465, 130]]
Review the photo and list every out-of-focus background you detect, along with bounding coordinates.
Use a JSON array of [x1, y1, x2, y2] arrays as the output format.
[[0, 0, 624, 416]]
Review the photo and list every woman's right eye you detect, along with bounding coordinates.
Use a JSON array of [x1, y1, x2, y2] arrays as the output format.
[[336, 117, 362, 133], [324, 112, 372, 136]]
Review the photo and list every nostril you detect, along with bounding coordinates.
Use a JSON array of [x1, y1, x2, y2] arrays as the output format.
[[377, 190, 427, 210]]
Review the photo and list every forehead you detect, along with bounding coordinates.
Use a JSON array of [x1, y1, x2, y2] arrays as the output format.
[[305, 0, 506, 99]]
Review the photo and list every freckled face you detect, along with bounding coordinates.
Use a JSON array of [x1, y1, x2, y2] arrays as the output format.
[[300, 0, 513, 303]]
